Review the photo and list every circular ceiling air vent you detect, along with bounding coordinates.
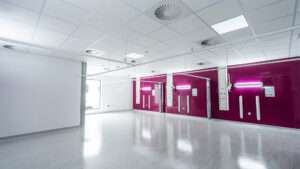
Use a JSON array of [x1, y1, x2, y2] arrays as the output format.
[[154, 2, 181, 20]]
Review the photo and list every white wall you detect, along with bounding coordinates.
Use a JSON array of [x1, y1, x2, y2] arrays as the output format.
[[0, 49, 82, 138], [96, 76, 132, 112]]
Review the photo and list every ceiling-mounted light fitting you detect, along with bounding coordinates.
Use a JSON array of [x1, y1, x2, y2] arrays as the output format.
[[126, 53, 145, 59], [85, 49, 105, 57]]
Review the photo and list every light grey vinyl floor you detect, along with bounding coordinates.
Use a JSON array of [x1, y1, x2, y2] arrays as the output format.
[[0, 111, 299, 169]]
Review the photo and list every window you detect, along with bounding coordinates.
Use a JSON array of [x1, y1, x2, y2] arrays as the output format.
[[86, 80, 101, 110]]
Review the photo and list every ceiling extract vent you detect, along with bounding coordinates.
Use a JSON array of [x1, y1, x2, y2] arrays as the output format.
[[2, 44, 15, 50], [154, 2, 181, 21], [196, 62, 205, 66], [198, 36, 224, 47]]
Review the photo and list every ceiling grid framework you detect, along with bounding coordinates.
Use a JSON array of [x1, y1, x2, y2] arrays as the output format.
[[0, 0, 299, 77]]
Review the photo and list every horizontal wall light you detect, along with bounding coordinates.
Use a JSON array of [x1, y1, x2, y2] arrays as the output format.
[[141, 87, 152, 91], [176, 85, 191, 90], [234, 81, 263, 89]]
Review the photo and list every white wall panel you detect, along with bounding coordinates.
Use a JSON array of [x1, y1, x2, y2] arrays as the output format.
[[0, 49, 81, 138], [98, 76, 132, 112]]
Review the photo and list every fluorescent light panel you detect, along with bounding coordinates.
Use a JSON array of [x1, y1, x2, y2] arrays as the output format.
[[212, 15, 249, 34], [126, 53, 144, 59]]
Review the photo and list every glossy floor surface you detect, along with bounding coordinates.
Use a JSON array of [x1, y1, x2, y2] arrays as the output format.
[[0, 111, 300, 169]]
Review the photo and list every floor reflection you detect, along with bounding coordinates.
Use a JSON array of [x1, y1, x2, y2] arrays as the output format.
[[0, 111, 299, 169], [83, 117, 102, 158]]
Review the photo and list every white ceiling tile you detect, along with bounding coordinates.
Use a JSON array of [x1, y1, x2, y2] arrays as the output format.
[[222, 28, 253, 42], [290, 29, 300, 56], [63, 0, 103, 12], [182, 0, 222, 12], [258, 32, 290, 57], [91, 36, 124, 51], [37, 14, 77, 35], [148, 41, 169, 53], [71, 26, 104, 42], [240, 0, 283, 11], [43, 0, 91, 25], [85, 14, 123, 34], [259, 31, 290, 42], [89, 35, 134, 60], [0, 1, 37, 42], [252, 16, 293, 34], [131, 35, 161, 48], [183, 26, 217, 43], [121, 0, 161, 12], [0, 19, 35, 43], [0, 1, 38, 25], [167, 14, 206, 34], [295, 12, 300, 25], [264, 48, 289, 59], [163, 37, 193, 54], [233, 40, 266, 58], [246, 0, 295, 26], [128, 14, 162, 34], [94, 0, 141, 24], [60, 37, 95, 54], [33, 29, 68, 48], [148, 27, 181, 42], [197, 0, 243, 25], [125, 42, 144, 53], [2, 0, 44, 13], [297, 0, 300, 12]]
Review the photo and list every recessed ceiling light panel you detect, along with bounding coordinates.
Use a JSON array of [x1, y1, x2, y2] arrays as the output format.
[[211, 15, 249, 34], [126, 53, 145, 59]]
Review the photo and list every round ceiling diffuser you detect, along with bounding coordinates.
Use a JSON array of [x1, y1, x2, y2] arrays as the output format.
[[154, 1, 181, 20]]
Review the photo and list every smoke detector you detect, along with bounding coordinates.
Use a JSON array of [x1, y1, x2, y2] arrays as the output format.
[[154, 2, 181, 20]]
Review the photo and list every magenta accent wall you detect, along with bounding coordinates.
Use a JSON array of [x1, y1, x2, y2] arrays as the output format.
[[133, 57, 300, 128], [133, 76, 166, 111]]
